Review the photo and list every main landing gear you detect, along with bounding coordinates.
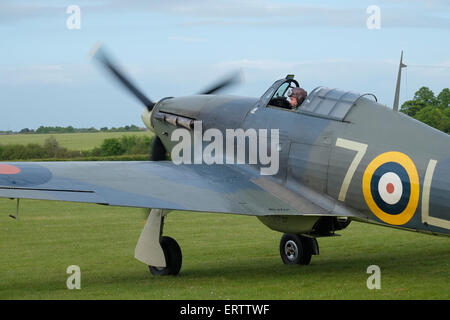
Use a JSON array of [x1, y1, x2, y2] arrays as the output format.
[[279, 233, 319, 265], [134, 208, 182, 276], [135, 210, 320, 276], [149, 236, 182, 276]]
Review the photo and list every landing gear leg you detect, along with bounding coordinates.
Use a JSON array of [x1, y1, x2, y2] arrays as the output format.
[[135, 208, 182, 276], [279, 234, 319, 265]]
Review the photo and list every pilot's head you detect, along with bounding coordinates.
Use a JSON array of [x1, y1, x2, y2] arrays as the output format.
[[288, 87, 307, 108]]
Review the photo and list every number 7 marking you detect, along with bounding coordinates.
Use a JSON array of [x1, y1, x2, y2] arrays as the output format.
[[336, 138, 368, 202]]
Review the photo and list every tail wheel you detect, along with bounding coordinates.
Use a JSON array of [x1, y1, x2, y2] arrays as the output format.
[[280, 234, 313, 265], [149, 236, 182, 276]]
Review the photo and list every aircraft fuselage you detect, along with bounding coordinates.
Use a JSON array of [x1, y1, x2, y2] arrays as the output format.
[[148, 93, 450, 236]]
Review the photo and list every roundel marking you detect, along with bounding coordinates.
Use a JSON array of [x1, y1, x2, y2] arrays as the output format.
[[0, 164, 21, 175], [362, 151, 420, 226], [378, 172, 403, 205], [0, 163, 52, 187]]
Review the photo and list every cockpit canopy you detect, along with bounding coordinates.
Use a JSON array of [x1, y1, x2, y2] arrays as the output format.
[[300, 87, 363, 121], [260, 75, 377, 121], [267, 75, 300, 109]]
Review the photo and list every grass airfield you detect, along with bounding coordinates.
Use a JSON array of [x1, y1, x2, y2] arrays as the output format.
[[0, 198, 448, 300]]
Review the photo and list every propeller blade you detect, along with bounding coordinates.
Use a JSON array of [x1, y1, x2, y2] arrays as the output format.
[[90, 42, 155, 111], [198, 69, 244, 95], [150, 136, 169, 161]]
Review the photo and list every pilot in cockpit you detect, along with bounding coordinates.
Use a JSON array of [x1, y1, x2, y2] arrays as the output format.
[[287, 87, 308, 109]]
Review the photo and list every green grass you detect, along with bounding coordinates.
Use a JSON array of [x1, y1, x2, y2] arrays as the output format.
[[0, 132, 448, 299], [0, 199, 448, 300], [0, 131, 153, 151]]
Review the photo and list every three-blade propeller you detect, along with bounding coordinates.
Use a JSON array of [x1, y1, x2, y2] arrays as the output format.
[[90, 42, 155, 111], [90, 42, 243, 161], [90, 42, 242, 111], [197, 69, 244, 95]]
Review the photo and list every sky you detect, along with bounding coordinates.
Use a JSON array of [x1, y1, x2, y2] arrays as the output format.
[[0, 0, 449, 131]]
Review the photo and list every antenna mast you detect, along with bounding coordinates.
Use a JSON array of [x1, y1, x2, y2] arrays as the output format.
[[393, 51, 407, 111]]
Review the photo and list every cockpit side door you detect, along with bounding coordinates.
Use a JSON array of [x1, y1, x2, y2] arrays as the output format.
[[242, 105, 292, 182]]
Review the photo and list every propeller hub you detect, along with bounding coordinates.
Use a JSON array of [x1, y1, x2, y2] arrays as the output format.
[[141, 108, 154, 133]]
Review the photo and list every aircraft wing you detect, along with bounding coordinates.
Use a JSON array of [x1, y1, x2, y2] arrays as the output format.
[[0, 161, 356, 217]]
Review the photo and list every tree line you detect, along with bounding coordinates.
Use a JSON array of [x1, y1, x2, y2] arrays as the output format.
[[400, 87, 450, 134], [0, 125, 145, 135]]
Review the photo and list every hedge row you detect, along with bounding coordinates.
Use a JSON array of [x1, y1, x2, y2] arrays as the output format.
[[0, 135, 153, 161], [15, 154, 150, 162]]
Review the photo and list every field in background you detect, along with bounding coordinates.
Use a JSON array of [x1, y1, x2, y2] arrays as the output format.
[[0, 199, 448, 299], [0, 131, 152, 151]]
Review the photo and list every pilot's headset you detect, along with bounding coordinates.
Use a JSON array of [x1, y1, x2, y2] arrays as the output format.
[[289, 87, 308, 106]]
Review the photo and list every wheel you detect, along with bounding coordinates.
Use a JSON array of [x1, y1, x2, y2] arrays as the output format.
[[149, 236, 182, 276], [280, 234, 312, 265]]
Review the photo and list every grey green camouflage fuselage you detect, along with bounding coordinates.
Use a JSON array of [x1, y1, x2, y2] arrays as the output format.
[[149, 84, 450, 237]]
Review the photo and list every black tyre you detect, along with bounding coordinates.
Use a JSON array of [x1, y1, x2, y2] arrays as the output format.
[[149, 236, 182, 276], [280, 234, 312, 265]]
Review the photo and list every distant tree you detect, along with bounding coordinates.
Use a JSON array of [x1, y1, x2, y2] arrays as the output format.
[[414, 87, 438, 106], [400, 100, 424, 118], [19, 124, 144, 135], [414, 106, 447, 132], [100, 138, 126, 156], [437, 88, 450, 109], [36, 126, 46, 134], [43, 136, 60, 157], [400, 87, 450, 134]]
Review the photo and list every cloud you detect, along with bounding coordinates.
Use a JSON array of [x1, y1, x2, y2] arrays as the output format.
[[0, 64, 96, 85], [215, 58, 397, 72], [0, 0, 100, 23], [0, 2, 58, 22], [2, 0, 449, 29], [212, 57, 418, 105], [115, 0, 450, 29], [379, 0, 450, 5]]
